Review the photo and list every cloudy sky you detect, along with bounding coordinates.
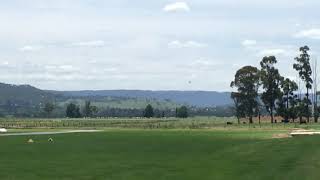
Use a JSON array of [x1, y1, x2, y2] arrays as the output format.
[[1, 0, 320, 91]]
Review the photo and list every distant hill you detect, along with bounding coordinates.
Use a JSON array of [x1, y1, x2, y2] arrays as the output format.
[[0, 83, 233, 110], [0, 83, 54, 105], [0, 83, 235, 117], [51, 90, 233, 107]]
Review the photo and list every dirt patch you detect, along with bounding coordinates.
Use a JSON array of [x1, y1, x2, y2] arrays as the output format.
[[272, 133, 291, 139], [290, 129, 320, 136]]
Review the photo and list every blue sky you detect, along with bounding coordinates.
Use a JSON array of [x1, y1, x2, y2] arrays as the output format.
[[0, 0, 320, 91]]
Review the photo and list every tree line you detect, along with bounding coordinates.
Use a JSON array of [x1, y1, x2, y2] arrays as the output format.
[[231, 46, 318, 124], [43, 101, 190, 118]]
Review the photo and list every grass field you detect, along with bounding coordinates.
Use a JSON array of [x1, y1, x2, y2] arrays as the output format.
[[1, 116, 319, 130], [1, 128, 320, 180]]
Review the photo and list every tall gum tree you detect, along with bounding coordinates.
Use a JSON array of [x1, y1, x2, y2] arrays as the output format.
[[293, 46, 313, 122], [260, 56, 283, 123], [231, 66, 260, 124], [278, 78, 298, 122]]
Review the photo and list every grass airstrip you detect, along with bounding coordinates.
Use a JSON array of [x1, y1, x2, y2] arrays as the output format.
[[1, 117, 320, 180]]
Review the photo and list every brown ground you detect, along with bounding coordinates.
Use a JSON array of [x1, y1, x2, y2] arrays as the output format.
[[272, 133, 291, 139]]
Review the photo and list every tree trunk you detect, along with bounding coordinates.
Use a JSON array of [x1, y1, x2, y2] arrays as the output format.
[[258, 113, 261, 128], [249, 116, 253, 124], [315, 105, 318, 123], [286, 94, 289, 122], [299, 115, 302, 124], [307, 88, 310, 123], [270, 107, 274, 124], [315, 93, 318, 123]]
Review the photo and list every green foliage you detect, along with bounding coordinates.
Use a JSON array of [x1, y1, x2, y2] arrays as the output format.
[[83, 101, 92, 117], [293, 46, 313, 90], [277, 78, 299, 121], [176, 106, 188, 118], [144, 104, 154, 118], [260, 56, 283, 123], [293, 46, 313, 122], [66, 103, 81, 118], [231, 66, 260, 123], [231, 92, 246, 123], [83, 101, 98, 117], [43, 102, 55, 117]]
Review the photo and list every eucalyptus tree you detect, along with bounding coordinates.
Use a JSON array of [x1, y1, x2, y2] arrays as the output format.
[[278, 78, 298, 122], [260, 56, 283, 123], [312, 58, 318, 122], [230, 66, 260, 124], [293, 46, 313, 122], [230, 92, 245, 124]]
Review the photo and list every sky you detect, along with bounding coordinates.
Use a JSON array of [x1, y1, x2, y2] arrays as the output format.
[[1, 0, 320, 91]]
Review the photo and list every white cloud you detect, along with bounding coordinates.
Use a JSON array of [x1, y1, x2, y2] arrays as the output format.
[[242, 40, 257, 47], [190, 59, 214, 66], [19, 45, 43, 52], [258, 48, 286, 56], [88, 60, 98, 64], [168, 40, 207, 48], [70, 40, 105, 47], [295, 29, 320, 39], [44, 65, 80, 73], [163, 2, 190, 12], [103, 68, 118, 72], [185, 59, 226, 72]]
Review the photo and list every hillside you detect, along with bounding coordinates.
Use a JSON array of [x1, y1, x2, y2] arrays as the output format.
[[0, 83, 54, 105], [0, 83, 233, 108], [51, 90, 233, 107], [0, 83, 234, 117], [0, 83, 182, 116], [0, 83, 179, 109]]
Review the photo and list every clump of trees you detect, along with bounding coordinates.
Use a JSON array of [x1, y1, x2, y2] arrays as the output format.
[[144, 104, 154, 118], [260, 56, 283, 123], [43, 102, 55, 117], [66, 103, 81, 118], [230, 66, 260, 124], [143, 104, 189, 118], [277, 78, 298, 122], [83, 101, 98, 118], [176, 106, 189, 118], [231, 45, 317, 124]]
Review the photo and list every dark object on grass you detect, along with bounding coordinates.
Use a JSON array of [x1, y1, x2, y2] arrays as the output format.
[[282, 119, 290, 123], [300, 120, 307, 124], [226, 122, 233, 125]]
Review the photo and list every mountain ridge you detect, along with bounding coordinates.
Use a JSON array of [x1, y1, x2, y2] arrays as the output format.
[[0, 82, 233, 107], [49, 90, 233, 107]]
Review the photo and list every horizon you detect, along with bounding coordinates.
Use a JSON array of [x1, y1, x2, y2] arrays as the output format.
[[2, 82, 231, 92], [1, 0, 320, 91]]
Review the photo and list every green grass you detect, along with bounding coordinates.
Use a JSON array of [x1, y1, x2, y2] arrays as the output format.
[[1, 129, 320, 180]]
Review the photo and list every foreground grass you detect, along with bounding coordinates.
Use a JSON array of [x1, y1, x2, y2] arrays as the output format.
[[1, 129, 320, 180]]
